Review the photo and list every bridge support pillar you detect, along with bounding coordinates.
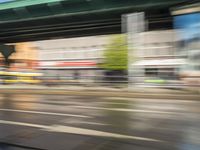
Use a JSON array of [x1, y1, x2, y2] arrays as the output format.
[[122, 12, 145, 88]]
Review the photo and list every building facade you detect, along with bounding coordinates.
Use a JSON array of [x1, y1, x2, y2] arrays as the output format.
[[0, 42, 38, 71], [33, 35, 110, 81], [133, 30, 185, 84]]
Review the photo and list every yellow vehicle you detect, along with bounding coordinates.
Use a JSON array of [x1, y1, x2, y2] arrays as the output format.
[[0, 71, 42, 84]]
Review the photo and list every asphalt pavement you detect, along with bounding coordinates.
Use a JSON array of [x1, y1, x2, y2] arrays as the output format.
[[0, 93, 199, 150]]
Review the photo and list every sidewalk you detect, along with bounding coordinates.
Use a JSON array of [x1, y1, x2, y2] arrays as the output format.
[[0, 84, 199, 100], [0, 84, 192, 93]]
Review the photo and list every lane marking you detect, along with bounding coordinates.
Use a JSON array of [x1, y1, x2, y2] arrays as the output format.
[[0, 120, 162, 142], [67, 120, 110, 126], [0, 120, 46, 128], [96, 102, 129, 105], [48, 125, 161, 142], [4, 100, 85, 105], [71, 106, 178, 114], [103, 97, 196, 103], [103, 97, 135, 101], [0, 108, 92, 118]]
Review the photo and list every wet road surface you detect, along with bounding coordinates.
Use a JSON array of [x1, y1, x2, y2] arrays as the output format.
[[0, 93, 199, 150]]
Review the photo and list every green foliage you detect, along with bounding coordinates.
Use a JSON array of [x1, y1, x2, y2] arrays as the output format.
[[102, 34, 128, 71]]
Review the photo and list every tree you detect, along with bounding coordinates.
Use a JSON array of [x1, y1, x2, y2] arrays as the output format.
[[101, 34, 128, 82], [102, 34, 128, 71]]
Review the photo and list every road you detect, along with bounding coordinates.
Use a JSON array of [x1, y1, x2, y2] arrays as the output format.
[[0, 93, 199, 150]]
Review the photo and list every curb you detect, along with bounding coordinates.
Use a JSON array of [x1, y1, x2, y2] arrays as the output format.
[[0, 88, 199, 100]]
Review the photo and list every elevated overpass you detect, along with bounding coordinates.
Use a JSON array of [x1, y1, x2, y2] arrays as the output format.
[[0, 0, 190, 43]]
